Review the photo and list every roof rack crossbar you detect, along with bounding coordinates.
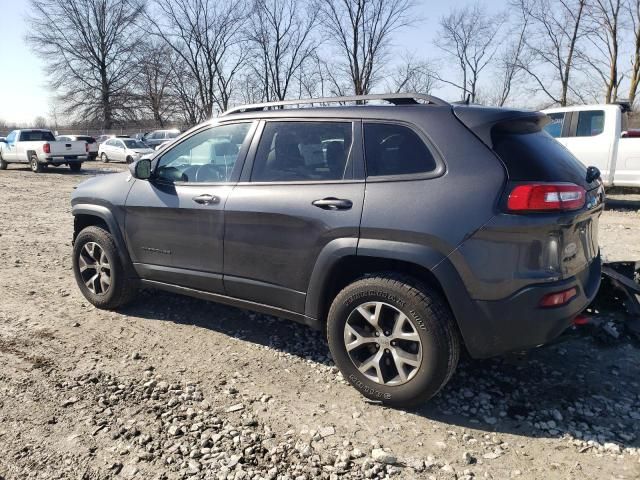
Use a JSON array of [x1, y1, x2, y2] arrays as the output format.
[[221, 93, 449, 116]]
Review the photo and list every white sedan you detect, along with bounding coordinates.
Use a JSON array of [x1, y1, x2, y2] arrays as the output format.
[[98, 138, 154, 164]]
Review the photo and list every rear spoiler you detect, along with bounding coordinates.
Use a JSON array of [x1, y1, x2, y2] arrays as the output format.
[[453, 105, 548, 149]]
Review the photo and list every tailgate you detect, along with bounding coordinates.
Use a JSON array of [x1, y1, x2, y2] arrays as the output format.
[[49, 141, 86, 156]]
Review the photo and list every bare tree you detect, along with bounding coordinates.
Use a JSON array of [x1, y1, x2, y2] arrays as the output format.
[[133, 41, 176, 127], [319, 0, 416, 96], [492, 8, 530, 106], [387, 54, 437, 94], [247, 0, 319, 102], [513, 0, 589, 106], [145, 0, 247, 118], [582, 0, 625, 103], [435, 3, 505, 103], [296, 54, 330, 99], [33, 116, 48, 128], [630, 0, 640, 107], [26, 0, 144, 129]]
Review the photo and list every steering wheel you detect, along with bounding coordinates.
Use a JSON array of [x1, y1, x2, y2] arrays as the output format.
[[195, 164, 223, 182]]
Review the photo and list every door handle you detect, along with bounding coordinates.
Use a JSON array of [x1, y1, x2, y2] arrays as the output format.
[[312, 197, 353, 210], [192, 194, 220, 205]]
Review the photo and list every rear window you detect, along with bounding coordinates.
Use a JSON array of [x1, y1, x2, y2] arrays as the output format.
[[19, 130, 56, 142], [364, 123, 437, 177], [492, 122, 592, 189]]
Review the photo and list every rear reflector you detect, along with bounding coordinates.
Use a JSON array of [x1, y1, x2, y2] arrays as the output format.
[[539, 287, 577, 307], [508, 183, 585, 212]]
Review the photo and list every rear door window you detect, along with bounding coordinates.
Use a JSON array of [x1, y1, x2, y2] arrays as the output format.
[[576, 110, 605, 137], [543, 113, 566, 138], [363, 123, 438, 177]]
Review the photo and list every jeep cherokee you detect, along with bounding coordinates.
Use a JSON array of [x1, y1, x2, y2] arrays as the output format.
[[71, 94, 604, 407]]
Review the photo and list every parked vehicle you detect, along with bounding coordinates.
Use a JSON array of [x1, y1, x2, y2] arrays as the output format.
[[0, 129, 87, 172], [542, 103, 640, 188], [143, 129, 180, 149], [71, 94, 604, 407], [57, 134, 98, 160], [98, 137, 154, 164], [96, 134, 130, 146]]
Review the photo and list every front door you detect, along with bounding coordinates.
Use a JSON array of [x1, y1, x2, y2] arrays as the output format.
[[223, 120, 365, 314], [2, 131, 18, 161], [124, 122, 256, 293]]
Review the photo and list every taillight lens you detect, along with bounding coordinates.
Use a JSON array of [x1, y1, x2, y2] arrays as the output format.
[[507, 183, 586, 212], [85, 143, 89, 152], [43, 143, 51, 154]]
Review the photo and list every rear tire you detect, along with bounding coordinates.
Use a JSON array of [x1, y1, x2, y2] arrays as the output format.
[[30, 155, 43, 173], [125, 156, 133, 164], [73, 226, 136, 310], [101, 153, 109, 163], [0, 154, 7, 170], [69, 163, 82, 172], [326, 274, 460, 408]]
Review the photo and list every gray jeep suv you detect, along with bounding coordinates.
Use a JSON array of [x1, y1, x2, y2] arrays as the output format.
[[71, 94, 604, 407]]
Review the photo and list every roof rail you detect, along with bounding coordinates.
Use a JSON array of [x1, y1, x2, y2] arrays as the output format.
[[221, 93, 449, 116]]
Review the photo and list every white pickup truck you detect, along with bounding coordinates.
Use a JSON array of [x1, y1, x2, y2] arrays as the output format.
[[542, 103, 640, 187], [0, 129, 88, 173]]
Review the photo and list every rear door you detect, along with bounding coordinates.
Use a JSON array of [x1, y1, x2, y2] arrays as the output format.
[[223, 119, 365, 313], [124, 122, 256, 293], [562, 109, 613, 183]]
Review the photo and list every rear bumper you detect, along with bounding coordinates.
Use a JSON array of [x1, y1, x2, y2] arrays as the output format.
[[438, 255, 602, 359], [44, 155, 87, 163], [469, 257, 601, 357]]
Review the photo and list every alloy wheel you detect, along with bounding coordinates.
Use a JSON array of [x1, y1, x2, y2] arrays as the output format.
[[78, 242, 111, 295], [344, 301, 423, 386]]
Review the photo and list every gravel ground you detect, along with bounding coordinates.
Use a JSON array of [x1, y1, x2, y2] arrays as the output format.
[[0, 162, 639, 480]]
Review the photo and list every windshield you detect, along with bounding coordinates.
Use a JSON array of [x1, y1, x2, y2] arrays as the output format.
[[123, 140, 147, 149]]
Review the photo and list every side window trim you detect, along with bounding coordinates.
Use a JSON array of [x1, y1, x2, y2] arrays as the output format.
[[363, 119, 446, 182], [239, 118, 364, 184], [153, 121, 257, 186]]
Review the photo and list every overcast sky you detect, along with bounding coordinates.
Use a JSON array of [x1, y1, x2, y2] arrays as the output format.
[[0, 0, 506, 124]]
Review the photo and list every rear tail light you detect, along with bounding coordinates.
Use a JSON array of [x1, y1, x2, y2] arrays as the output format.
[[539, 287, 577, 307], [85, 143, 89, 152], [43, 143, 51, 154], [507, 183, 586, 212]]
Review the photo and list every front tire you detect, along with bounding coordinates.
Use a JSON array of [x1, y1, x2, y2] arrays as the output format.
[[73, 226, 136, 309], [0, 154, 7, 170], [30, 155, 43, 173], [101, 152, 109, 163], [327, 274, 460, 408], [125, 156, 133, 164]]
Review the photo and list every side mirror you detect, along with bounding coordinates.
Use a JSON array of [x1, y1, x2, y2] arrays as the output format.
[[132, 158, 152, 180]]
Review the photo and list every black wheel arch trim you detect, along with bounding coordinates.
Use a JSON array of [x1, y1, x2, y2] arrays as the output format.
[[72, 204, 136, 278]]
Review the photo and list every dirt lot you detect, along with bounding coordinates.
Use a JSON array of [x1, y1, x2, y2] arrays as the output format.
[[0, 162, 639, 480]]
